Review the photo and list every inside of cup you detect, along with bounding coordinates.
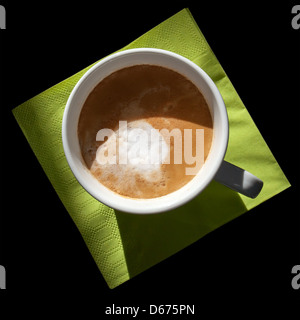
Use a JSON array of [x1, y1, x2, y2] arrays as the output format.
[[63, 49, 228, 214]]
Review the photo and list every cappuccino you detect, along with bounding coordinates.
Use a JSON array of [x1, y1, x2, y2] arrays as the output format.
[[78, 65, 213, 199]]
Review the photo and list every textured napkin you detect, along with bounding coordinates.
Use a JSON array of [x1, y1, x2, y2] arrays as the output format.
[[12, 9, 290, 288]]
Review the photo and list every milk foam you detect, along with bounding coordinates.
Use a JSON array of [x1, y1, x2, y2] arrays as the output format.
[[94, 120, 169, 182]]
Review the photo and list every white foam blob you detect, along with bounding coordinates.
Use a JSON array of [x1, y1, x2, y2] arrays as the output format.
[[94, 120, 169, 182]]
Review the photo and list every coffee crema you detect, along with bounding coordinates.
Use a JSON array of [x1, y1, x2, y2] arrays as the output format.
[[78, 65, 213, 199]]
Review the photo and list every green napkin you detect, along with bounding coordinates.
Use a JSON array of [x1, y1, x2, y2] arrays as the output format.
[[12, 9, 290, 289]]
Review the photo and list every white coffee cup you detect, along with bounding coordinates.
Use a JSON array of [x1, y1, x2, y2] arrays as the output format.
[[62, 48, 263, 214]]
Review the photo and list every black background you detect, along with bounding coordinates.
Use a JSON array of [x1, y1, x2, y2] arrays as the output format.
[[0, 0, 299, 314]]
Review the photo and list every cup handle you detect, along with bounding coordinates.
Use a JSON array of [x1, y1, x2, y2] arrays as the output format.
[[214, 160, 263, 198]]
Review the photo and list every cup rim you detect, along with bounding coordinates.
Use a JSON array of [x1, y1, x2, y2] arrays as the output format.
[[62, 48, 229, 214]]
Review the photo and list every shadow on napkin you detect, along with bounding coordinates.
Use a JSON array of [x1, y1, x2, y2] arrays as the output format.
[[115, 180, 247, 278]]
